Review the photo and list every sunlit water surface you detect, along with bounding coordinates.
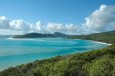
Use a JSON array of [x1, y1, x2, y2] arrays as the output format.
[[0, 36, 107, 71]]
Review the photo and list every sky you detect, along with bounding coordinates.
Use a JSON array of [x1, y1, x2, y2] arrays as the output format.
[[0, 0, 115, 35]]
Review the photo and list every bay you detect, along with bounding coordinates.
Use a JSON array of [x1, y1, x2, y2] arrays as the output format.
[[0, 36, 107, 71]]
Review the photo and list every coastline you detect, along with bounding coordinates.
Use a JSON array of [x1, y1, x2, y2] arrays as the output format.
[[0, 37, 113, 72], [73, 39, 112, 45], [8, 37, 112, 45], [91, 40, 112, 46]]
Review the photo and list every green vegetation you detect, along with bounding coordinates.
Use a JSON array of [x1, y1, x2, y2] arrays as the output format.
[[0, 45, 115, 76], [1, 30, 115, 76], [67, 30, 115, 44], [13, 32, 67, 38]]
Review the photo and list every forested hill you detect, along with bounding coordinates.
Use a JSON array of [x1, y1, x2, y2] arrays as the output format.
[[13, 32, 68, 38], [68, 30, 115, 44], [13, 30, 115, 44]]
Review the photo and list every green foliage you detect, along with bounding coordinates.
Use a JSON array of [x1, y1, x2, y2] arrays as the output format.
[[89, 59, 113, 76], [13, 32, 67, 38], [67, 30, 115, 44]]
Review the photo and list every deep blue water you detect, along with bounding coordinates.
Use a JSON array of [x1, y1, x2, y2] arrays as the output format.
[[0, 36, 107, 71]]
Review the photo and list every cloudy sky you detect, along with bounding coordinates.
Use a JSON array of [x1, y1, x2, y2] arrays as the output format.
[[0, 0, 115, 35]]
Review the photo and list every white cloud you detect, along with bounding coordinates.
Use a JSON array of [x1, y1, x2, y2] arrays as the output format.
[[46, 22, 64, 33], [65, 24, 83, 35], [46, 22, 83, 35], [0, 16, 83, 35], [32, 21, 45, 33], [9, 20, 31, 31], [0, 4, 115, 35], [0, 16, 10, 29], [84, 4, 115, 33]]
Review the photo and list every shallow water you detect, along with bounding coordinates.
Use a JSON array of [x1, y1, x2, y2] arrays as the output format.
[[0, 36, 107, 71]]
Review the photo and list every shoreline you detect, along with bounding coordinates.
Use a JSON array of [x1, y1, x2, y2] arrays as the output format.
[[8, 37, 112, 45], [91, 40, 112, 45], [73, 39, 112, 45], [1, 37, 112, 72]]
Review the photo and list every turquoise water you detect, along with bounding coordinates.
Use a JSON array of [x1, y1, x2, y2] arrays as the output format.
[[0, 36, 107, 71]]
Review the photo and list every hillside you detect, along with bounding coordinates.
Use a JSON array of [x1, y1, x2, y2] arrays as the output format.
[[68, 30, 115, 44], [13, 32, 68, 38], [0, 30, 115, 76]]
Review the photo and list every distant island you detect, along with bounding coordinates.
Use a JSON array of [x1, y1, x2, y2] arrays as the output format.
[[1, 30, 115, 76], [13, 32, 68, 38], [13, 30, 115, 44]]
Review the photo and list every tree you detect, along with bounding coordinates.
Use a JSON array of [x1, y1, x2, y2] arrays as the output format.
[[89, 59, 113, 76]]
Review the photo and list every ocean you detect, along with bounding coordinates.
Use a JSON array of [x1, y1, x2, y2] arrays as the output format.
[[0, 36, 107, 71]]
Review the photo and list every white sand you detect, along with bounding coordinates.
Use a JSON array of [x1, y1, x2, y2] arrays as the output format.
[[91, 41, 112, 45], [74, 39, 112, 45], [85, 40, 112, 45]]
